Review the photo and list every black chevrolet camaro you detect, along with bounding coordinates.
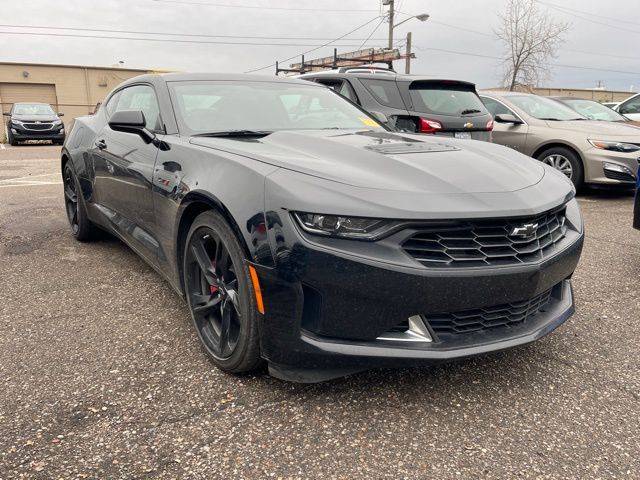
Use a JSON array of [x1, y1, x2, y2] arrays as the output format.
[[61, 73, 584, 382]]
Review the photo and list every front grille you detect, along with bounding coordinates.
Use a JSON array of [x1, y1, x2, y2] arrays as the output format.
[[22, 122, 53, 131], [426, 288, 553, 335], [604, 169, 636, 183], [402, 207, 567, 268]]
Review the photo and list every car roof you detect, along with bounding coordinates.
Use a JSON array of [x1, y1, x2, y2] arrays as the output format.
[[13, 102, 52, 105], [551, 96, 597, 101], [479, 90, 535, 98], [299, 71, 476, 87], [120, 72, 322, 86]]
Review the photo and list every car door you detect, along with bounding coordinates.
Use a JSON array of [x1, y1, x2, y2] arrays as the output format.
[[93, 84, 164, 263], [481, 96, 529, 152], [617, 94, 640, 121]]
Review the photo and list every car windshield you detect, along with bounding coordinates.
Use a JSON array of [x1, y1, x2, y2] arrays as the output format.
[[508, 95, 585, 121], [13, 104, 55, 115], [408, 83, 489, 116], [561, 98, 628, 122], [168, 81, 385, 134]]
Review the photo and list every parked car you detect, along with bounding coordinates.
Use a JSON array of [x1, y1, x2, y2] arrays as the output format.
[[298, 68, 494, 141], [3, 102, 65, 145], [62, 73, 583, 382], [551, 96, 640, 127], [614, 92, 640, 121], [480, 91, 640, 189]]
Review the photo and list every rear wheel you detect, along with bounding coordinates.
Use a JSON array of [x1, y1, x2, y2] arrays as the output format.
[[63, 162, 97, 241], [183, 211, 262, 373], [537, 146, 584, 190]]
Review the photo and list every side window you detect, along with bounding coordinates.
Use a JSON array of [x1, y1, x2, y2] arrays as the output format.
[[111, 85, 162, 131], [481, 97, 516, 118], [104, 90, 121, 117], [359, 79, 404, 108], [619, 96, 640, 115], [338, 81, 359, 104]]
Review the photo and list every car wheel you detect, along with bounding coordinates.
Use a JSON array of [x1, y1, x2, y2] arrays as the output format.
[[537, 147, 584, 189], [63, 162, 97, 241], [8, 131, 18, 146], [183, 210, 262, 373]]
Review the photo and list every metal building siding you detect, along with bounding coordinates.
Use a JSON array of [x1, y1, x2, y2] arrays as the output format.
[[0, 83, 57, 135]]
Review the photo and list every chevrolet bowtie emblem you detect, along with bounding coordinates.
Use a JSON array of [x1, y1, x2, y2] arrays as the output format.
[[510, 223, 539, 237], [464, 122, 473, 129]]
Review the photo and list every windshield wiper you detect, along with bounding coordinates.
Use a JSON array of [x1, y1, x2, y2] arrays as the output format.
[[192, 130, 273, 138], [538, 117, 563, 121], [461, 109, 482, 115]]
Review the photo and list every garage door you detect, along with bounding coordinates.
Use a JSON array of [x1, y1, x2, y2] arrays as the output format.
[[1, 83, 57, 137]]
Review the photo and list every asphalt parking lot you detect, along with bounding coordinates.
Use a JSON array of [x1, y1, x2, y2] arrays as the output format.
[[0, 144, 639, 479]]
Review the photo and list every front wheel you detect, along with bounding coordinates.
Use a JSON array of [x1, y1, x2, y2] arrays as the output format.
[[183, 210, 262, 373], [8, 131, 18, 146], [63, 162, 97, 241], [537, 146, 584, 190]]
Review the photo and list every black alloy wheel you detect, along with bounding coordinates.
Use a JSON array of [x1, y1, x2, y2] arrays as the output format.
[[63, 162, 96, 241], [184, 211, 261, 372]]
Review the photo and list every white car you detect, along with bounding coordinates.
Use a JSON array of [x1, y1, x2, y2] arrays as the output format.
[[614, 93, 640, 121]]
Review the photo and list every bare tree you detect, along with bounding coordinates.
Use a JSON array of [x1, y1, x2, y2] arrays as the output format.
[[496, 0, 570, 90]]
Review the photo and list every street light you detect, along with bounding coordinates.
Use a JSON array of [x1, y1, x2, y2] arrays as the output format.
[[388, 13, 429, 49], [393, 13, 430, 29]]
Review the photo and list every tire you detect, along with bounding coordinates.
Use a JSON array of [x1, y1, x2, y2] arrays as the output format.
[[8, 131, 18, 146], [62, 161, 97, 241], [183, 210, 262, 373], [536, 146, 584, 190]]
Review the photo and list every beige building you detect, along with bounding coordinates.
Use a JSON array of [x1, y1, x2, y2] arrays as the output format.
[[0, 62, 163, 137], [491, 85, 636, 103]]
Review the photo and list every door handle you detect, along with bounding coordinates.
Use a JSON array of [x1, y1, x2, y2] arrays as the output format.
[[95, 139, 107, 150]]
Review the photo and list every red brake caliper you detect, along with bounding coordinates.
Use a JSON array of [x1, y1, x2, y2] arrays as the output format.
[[209, 259, 218, 294]]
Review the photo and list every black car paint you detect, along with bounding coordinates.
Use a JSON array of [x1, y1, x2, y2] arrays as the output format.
[[63, 74, 583, 381]]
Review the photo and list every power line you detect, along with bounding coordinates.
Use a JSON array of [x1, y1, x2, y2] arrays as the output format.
[[414, 45, 640, 76], [358, 18, 386, 50], [243, 16, 382, 74], [536, 1, 638, 27], [0, 23, 387, 41], [0, 30, 382, 47], [537, 1, 640, 35], [145, 0, 379, 12]]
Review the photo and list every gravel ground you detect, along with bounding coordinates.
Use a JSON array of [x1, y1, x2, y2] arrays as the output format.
[[0, 145, 639, 479]]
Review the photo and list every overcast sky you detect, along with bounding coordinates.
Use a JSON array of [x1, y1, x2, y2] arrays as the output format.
[[2, 0, 639, 91]]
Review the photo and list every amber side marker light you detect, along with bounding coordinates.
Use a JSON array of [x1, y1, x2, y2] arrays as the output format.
[[248, 265, 265, 314]]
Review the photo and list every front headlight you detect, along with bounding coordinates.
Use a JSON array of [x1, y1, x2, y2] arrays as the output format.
[[292, 212, 401, 240], [12, 119, 23, 125], [588, 139, 640, 153], [564, 198, 583, 234], [52, 119, 62, 126]]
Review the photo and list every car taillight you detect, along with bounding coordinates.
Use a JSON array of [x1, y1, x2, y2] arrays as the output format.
[[419, 117, 443, 133], [485, 119, 494, 131]]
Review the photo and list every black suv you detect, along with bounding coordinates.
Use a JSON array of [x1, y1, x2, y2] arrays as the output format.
[[299, 68, 494, 141], [3, 102, 65, 145]]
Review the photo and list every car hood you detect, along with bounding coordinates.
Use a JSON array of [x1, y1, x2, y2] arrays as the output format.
[[546, 120, 640, 139], [11, 114, 60, 122], [191, 130, 545, 194]]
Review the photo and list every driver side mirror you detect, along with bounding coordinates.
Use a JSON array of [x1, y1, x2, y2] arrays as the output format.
[[57, 113, 65, 117], [494, 113, 523, 125], [108, 110, 155, 143], [2, 112, 10, 116]]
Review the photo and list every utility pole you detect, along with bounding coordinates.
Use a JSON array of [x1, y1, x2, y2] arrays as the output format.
[[386, 0, 395, 49], [405, 31, 412, 74]]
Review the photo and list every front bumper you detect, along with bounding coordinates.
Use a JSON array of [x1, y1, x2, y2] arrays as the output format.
[[583, 147, 639, 184], [11, 125, 65, 142], [254, 213, 584, 380]]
